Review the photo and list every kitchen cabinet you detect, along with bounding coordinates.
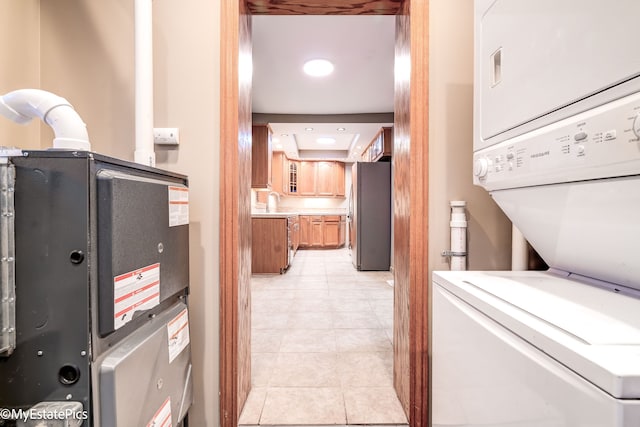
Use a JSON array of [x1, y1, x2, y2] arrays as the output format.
[[298, 161, 317, 196], [272, 151, 285, 194], [316, 162, 336, 196], [323, 215, 341, 247], [286, 160, 299, 195], [299, 215, 310, 246], [298, 215, 346, 249], [310, 216, 323, 247], [361, 126, 393, 162], [316, 162, 345, 196], [252, 124, 273, 188], [277, 156, 345, 197], [252, 217, 289, 273]]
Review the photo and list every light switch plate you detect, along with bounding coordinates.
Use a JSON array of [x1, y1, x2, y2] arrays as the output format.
[[154, 128, 180, 145]]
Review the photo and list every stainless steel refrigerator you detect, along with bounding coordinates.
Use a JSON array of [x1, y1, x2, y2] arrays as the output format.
[[349, 161, 391, 270]]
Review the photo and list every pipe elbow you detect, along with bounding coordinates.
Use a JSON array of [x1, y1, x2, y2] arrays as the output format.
[[0, 89, 91, 151]]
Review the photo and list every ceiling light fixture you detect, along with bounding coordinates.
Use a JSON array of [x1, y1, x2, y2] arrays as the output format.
[[337, 127, 346, 131], [303, 59, 334, 77], [280, 133, 288, 137], [305, 127, 314, 131], [316, 137, 336, 145]]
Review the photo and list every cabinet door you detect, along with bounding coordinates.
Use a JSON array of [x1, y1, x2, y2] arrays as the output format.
[[271, 152, 285, 194], [298, 161, 317, 195], [286, 160, 299, 195], [310, 217, 323, 247], [335, 162, 345, 196], [323, 221, 340, 247], [251, 124, 272, 188], [316, 162, 335, 196], [299, 215, 310, 247], [339, 216, 346, 246]]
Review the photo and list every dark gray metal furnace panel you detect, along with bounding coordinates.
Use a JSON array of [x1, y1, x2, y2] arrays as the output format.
[[96, 170, 189, 337], [0, 156, 92, 420], [99, 301, 192, 426]]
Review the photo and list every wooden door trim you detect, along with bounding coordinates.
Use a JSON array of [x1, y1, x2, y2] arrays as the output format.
[[219, 1, 430, 426], [220, 0, 241, 425]]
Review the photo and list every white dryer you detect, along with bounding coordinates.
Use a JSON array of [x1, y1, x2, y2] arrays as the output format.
[[433, 1, 640, 425]]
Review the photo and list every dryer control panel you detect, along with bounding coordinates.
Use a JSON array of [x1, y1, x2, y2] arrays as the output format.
[[474, 91, 640, 191]]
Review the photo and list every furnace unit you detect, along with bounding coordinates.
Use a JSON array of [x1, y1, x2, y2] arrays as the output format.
[[0, 150, 192, 427]]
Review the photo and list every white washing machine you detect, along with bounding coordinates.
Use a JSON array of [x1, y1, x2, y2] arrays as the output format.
[[433, 1, 640, 425]]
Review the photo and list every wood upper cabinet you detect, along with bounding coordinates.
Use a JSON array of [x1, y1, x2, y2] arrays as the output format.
[[271, 151, 285, 194], [273, 154, 346, 197], [298, 161, 317, 196], [335, 163, 345, 196], [316, 162, 335, 196], [252, 124, 272, 188], [362, 126, 393, 162], [286, 159, 299, 195]]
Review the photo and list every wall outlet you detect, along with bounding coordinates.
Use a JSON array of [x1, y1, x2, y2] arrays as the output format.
[[154, 128, 180, 145]]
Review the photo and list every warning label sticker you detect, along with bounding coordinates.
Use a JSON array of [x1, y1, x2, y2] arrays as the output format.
[[167, 308, 190, 363], [168, 186, 189, 227], [114, 263, 160, 330], [147, 397, 172, 427]]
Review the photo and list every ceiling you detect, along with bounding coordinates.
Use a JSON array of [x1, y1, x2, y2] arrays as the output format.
[[252, 15, 395, 161]]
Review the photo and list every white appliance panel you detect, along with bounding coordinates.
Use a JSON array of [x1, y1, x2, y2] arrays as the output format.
[[475, 0, 640, 149], [473, 90, 640, 191], [491, 176, 640, 291], [432, 279, 640, 426]]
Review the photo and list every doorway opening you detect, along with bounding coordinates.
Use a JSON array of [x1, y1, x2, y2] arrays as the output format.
[[243, 14, 401, 425]]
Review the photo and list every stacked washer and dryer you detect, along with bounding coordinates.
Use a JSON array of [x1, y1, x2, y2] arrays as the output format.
[[433, 1, 640, 425]]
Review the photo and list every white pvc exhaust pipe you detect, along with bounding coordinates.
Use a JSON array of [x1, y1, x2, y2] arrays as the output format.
[[0, 89, 91, 151], [511, 224, 529, 271], [449, 201, 468, 271], [134, 0, 156, 167]]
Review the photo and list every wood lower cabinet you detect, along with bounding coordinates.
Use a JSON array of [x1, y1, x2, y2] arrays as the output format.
[[298, 215, 346, 249], [310, 216, 323, 247], [299, 215, 310, 246], [252, 217, 289, 273], [323, 217, 340, 247]]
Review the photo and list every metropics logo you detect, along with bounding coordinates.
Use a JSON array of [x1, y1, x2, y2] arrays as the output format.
[[0, 407, 89, 423]]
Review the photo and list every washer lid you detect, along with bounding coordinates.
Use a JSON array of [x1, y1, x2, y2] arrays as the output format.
[[433, 270, 640, 399]]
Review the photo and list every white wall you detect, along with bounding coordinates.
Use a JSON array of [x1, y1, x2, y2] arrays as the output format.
[[0, 0, 42, 149], [428, 0, 512, 272], [37, 1, 221, 425]]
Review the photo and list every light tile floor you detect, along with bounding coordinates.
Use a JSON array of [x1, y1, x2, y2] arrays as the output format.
[[239, 248, 408, 426]]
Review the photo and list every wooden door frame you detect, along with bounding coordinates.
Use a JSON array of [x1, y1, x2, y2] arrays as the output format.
[[219, 1, 429, 426]]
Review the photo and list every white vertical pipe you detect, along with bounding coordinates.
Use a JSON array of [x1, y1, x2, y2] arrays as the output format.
[[134, 0, 156, 167], [511, 224, 528, 270], [449, 201, 467, 271]]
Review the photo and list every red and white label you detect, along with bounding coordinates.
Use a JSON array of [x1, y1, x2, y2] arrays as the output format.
[[167, 308, 190, 363], [147, 397, 172, 427], [114, 263, 160, 330], [168, 186, 189, 227]]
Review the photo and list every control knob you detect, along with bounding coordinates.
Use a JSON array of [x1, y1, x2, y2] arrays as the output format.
[[634, 113, 640, 139], [473, 157, 490, 178]]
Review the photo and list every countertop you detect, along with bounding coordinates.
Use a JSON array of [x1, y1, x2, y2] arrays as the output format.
[[252, 211, 347, 218]]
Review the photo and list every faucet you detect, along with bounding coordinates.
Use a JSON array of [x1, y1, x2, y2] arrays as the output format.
[[266, 191, 281, 213]]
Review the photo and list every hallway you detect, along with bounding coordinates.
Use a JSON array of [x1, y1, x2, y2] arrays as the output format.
[[239, 248, 408, 425]]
